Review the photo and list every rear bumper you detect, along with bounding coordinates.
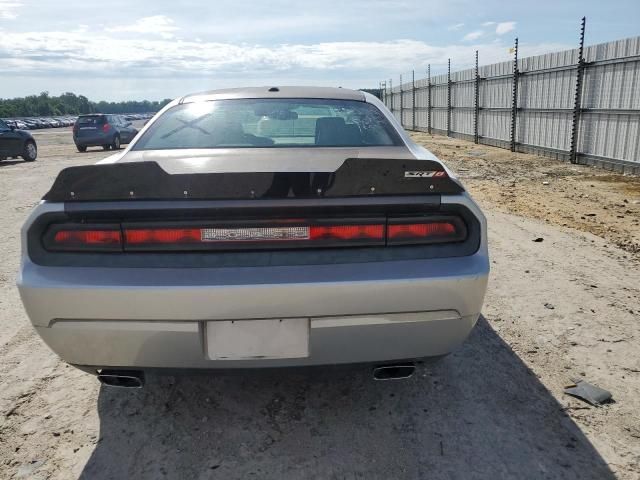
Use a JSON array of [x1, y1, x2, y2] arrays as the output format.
[[74, 134, 110, 147], [18, 254, 488, 368], [36, 312, 480, 369]]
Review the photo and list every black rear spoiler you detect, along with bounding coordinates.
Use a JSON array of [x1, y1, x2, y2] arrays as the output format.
[[43, 158, 464, 202]]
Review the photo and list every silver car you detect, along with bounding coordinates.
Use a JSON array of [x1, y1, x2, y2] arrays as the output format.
[[18, 87, 489, 387]]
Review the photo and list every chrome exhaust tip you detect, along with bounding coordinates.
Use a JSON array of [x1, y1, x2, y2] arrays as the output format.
[[372, 363, 416, 381], [97, 370, 144, 388]]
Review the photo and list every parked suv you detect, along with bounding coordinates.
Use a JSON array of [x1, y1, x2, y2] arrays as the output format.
[[0, 118, 37, 162], [73, 114, 138, 152]]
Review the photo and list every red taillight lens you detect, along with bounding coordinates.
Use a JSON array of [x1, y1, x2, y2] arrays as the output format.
[[45, 226, 123, 251], [123, 222, 385, 250], [43, 217, 466, 252], [388, 222, 455, 239], [54, 230, 121, 245], [310, 225, 384, 241], [387, 218, 465, 245], [125, 228, 201, 244], [102, 123, 110, 133]]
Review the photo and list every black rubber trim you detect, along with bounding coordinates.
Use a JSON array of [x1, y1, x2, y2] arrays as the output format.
[[42, 158, 464, 202], [64, 196, 441, 218]]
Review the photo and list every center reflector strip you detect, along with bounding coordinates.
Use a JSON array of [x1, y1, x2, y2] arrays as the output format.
[[201, 226, 310, 242]]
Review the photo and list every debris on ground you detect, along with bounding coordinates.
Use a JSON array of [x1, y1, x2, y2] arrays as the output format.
[[564, 379, 613, 406]]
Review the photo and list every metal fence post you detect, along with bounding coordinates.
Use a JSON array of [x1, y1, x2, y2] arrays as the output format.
[[384, 81, 388, 107], [427, 65, 432, 134], [570, 17, 587, 164], [412, 70, 416, 131], [389, 78, 393, 115], [474, 50, 480, 144], [510, 38, 519, 152], [447, 58, 452, 137], [399, 74, 404, 126]]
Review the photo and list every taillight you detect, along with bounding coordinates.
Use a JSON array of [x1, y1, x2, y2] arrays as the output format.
[[73, 123, 79, 134], [123, 222, 385, 251], [309, 225, 384, 241], [102, 123, 110, 133], [43, 225, 122, 252], [387, 217, 466, 245], [41, 217, 466, 252]]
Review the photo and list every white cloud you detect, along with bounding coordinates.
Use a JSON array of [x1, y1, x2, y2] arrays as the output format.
[[107, 15, 178, 39], [0, 29, 568, 77], [462, 30, 484, 42], [482, 21, 496, 27], [495, 21, 516, 35], [448, 23, 465, 31], [0, 0, 22, 19], [0, 26, 573, 100]]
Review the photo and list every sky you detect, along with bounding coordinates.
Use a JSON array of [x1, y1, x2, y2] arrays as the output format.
[[0, 0, 638, 101]]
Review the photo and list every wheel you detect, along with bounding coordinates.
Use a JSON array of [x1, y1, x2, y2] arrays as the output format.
[[76, 145, 87, 152], [22, 141, 37, 162], [111, 135, 121, 150], [102, 145, 111, 151]]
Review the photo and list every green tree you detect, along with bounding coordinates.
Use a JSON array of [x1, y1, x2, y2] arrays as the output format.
[[0, 92, 170, 117]]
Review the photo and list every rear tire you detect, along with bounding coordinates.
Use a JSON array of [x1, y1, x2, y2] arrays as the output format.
[[22, 140, 37, 162], [111, 135, 121, 150], [76, 145, 87, 152]]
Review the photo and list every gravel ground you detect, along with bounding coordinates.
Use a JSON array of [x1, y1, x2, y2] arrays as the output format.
[[0, 127, 639, 479]]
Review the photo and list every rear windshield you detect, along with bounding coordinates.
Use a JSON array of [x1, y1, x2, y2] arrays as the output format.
[[132, 99, 401, 150], [77, 115, 105, 125]]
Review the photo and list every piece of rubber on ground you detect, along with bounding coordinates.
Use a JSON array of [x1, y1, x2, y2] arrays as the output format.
[[564, 378, 612, 406]]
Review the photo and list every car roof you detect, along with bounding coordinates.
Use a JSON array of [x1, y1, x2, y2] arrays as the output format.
[[180, 86, 365, 104]]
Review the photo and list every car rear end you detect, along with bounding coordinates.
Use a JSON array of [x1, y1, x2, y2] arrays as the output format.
[[18, 88, 489, 378], [73, 114, 111, 148]]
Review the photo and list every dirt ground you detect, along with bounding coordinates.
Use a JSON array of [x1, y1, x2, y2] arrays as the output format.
[[411, 132, 640, 256], [0, 127, 639, 479]]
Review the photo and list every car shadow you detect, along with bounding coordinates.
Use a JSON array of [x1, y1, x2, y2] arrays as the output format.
[[79, 316, 616, 479], [0, 159, 28, 167]]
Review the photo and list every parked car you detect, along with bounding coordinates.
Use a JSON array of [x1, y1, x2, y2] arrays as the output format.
[[8, 120, 29, 130], [72, 114, 139, 152], [36, 118, 53, 128], [22, 119, 40, 130], [0, 118, 37, 161], [18, 87, 488, 387], [45, 118, 58, 127]]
